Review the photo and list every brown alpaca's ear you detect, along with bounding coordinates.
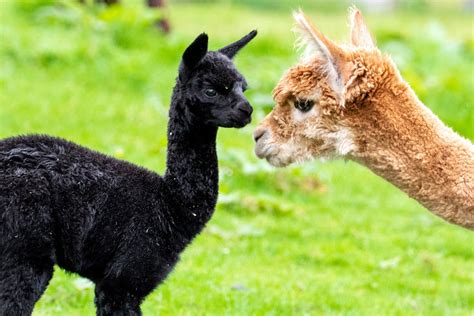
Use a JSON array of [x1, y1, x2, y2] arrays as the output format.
[[349, 7, 375, 48], [293, 10, 346, 102]]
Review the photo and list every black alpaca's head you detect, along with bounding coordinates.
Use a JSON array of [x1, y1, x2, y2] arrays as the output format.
[[177, 30, 257, 128]]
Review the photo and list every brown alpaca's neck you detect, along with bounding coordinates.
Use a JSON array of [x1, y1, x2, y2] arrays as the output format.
[[351, 84, 474, 229]]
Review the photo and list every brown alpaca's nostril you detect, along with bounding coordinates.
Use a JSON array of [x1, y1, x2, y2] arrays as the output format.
[[253, 128, 267, 143]]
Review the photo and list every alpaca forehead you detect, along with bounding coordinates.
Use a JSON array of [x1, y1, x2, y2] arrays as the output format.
[[198, 57, 246, 87], [204, 53, 242, 75], [274, 63, 323, 101], [195, 74, 246, 92]]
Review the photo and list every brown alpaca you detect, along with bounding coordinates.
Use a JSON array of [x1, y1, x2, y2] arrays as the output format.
[[254, 8, 474, 229]]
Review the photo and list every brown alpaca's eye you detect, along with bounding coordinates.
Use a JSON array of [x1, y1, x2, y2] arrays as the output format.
[[204, 88, 217, 98], [294, 99, 314, 112]]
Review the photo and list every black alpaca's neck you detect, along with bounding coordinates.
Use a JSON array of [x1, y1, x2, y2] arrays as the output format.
[[164, 88, 219, 233]]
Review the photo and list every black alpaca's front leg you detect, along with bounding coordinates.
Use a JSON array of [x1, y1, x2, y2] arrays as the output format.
[[94, 282, 142, 316]]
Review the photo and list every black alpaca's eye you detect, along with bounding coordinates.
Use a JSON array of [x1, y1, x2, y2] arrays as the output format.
[[204, 88, 217, 98], [294, 99, 314, 112]]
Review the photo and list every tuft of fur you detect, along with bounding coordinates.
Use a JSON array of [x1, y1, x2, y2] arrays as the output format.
[[254, 8, 474, 229], [0, 31, 256, 315]]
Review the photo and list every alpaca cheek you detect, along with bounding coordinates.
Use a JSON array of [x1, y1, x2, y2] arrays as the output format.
[[331, 128, 357, 156], [309, 127, 357, 158], [276, 140, 315, 165]]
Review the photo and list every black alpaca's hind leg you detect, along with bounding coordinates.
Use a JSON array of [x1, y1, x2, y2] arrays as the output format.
[[94, 282, 142, 316], [0, 259, 54, 316]]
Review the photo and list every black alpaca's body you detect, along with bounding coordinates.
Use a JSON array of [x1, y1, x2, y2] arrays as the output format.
[[0, 31, 256, 315], [0, 125, 215, 313]]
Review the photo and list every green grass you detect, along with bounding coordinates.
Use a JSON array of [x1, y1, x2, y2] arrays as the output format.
[[0, 1, 473, 315]]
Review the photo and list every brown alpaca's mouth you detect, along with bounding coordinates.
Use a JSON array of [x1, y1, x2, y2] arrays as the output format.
[[254, 140, 292, 168], [254, 140, 270, 159], [266, 155, 292, 167]]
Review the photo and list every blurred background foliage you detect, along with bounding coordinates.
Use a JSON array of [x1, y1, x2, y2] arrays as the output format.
[[0, 0, 473, 315], [175, 0, 470, 12]]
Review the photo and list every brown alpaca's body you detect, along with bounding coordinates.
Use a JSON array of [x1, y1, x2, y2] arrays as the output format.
[[254, 8, 474, 229]]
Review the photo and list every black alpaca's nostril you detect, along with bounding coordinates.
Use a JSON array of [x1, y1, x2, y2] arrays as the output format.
[[238, 103, 253, 116], [253, 128, 267, 142]]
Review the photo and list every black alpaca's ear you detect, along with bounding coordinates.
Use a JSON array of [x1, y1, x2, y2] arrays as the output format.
[[182, 33, 208, 70], [218, 30, 257, 59]]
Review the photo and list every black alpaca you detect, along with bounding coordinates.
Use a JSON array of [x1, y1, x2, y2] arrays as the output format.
[[0, 31, 256, 315]]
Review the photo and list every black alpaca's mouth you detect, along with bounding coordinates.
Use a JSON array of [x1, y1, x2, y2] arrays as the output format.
[[231, 114, 252, 128], [215, 112, 252, 128]]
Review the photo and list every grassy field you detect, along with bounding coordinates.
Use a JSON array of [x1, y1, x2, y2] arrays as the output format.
[[0, 1, 473, 315]]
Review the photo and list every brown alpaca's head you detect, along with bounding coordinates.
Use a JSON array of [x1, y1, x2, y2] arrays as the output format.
[[254, 8, 401, 167]]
